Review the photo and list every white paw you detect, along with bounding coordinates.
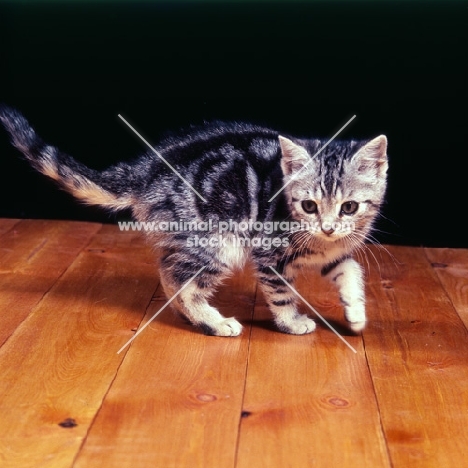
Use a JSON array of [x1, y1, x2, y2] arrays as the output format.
[[344, 303, 366, 327], [211, 317, 243, 337], [348, 320, 366, 333], [280, 314, 316, 335], [345, 303, 366, 333]]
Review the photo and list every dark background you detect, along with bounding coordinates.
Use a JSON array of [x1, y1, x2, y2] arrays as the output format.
[[0, 1, 466, 247]]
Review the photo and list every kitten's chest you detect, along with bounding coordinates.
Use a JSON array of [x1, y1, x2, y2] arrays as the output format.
[[289, 243, 349, 269]]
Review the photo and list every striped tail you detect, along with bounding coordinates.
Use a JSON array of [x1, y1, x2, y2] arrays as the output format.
[[0, 105, 132, 211]]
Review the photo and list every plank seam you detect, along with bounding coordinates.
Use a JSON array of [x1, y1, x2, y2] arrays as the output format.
[[233, 281, 257, 468], [422, 247, 468, 334], [362, 333, 395, 468], [0, 223, 102, 351], [0, 218, 22, 239], [70, 278, 160, 467]]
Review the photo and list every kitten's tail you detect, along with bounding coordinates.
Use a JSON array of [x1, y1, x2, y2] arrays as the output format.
[[0, 105, 132, 211]]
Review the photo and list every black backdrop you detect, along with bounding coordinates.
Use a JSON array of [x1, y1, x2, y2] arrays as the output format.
[[0, 1, 466, 247]]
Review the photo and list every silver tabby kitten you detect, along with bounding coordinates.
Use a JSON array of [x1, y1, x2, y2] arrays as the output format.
[[0, 107, 388, 337]]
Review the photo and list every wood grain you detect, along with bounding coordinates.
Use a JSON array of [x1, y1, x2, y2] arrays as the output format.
[[0, 224, 159, 468], [236, 269, 391, 468], [1, 220, 467, 468], [0, 219, 101, 346], [0, 218, 21, 237], [74, 263, 257, 468], [363, 245, 468, 468], [424, 247, 468, 328]]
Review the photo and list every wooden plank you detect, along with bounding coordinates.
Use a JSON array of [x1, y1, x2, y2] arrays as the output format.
[[74, 263, 257, 468], [236, 267, 391, 468], [0, 219, 102, 346], [0, 224, 159, 468], [424, 247, 468, 329], [2, 224, 465, 467], [363, 245, 468, 468], [0, 218, 21, 237]]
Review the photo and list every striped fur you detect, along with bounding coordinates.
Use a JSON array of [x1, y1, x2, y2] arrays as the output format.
[[1, 106, 388, 336]]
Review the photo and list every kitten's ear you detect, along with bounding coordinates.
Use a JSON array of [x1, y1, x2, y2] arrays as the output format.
[[352, 135, 388, 177], [279, 136, 310, 175]]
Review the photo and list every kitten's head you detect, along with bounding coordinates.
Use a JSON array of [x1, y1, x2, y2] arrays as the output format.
[[279, 134, 388, 246]]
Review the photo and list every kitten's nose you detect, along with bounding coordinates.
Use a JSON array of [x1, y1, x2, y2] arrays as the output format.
[[321, 226, 335, 236]]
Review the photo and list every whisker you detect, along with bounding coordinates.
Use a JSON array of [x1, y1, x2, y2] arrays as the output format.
[[364, 233, 401, 271]]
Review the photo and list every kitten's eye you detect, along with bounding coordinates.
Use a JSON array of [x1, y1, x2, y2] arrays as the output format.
[[301, 200, 318, 214], [341, 201, 359, 215]]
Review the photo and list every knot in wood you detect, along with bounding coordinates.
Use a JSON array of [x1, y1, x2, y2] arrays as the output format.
[[196, 393, 217, 402]]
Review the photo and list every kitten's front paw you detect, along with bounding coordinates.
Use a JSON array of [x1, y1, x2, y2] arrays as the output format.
[[278, 314, 316, 335], [344, 303, 366, 333], [348, 320, 366, 333], [201, 317, 243, 337]]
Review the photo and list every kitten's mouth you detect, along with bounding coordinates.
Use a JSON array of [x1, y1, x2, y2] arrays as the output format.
[[290, 230, 344, 249], [320, 234, 337, 242], [316, 229, 353, 243], [317, 232, 340, 242]]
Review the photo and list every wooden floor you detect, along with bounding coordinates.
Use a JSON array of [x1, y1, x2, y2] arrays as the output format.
[[0, 219, 467, 468]]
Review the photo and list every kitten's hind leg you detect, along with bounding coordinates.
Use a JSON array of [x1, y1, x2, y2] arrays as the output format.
[[159, 253, 242, 337]]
